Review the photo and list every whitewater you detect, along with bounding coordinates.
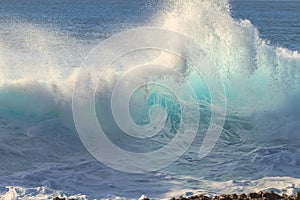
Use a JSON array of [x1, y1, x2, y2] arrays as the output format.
[[0, 0, 300, 199]]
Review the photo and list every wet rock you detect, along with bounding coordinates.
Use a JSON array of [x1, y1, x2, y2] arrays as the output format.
[[262, 191, 282, 200], [296, 192, 300, 200], [282, 194, 289, 199], [238, 193, 247, 199], [55, 191, 300, 200], [202, 195, 211, 200], [139, 194, 150, 200], [53, 198, 66, 200], [248, 192, 259, 199], [178, 196, 188, 200]]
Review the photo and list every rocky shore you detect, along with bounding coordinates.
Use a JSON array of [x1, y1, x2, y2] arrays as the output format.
[[167, 191, 300, 200], [53, 191, 300, 200]]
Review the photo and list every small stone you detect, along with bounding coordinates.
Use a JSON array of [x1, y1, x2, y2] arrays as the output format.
[[271, 192, 282, 200], [248, 193, 259, 199], [139, 194, 150, 200], [202, 195, 211, 200], [219, 195, 232, 200], [231, 194, 238, 199], [262, 192, 282, 200], [53, 198, 65, 200], [263, 192, 273, 199], [257, 192, 264, 198], [178, 196, 188, 200], [282, 194, 289, 199], [239, 193, 247, 199], [296, 192, 300, 200]]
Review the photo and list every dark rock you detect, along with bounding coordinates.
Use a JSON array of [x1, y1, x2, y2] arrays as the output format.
[[81, 192, 297, 200], [264, 193, 270, 197], [139, 195, 150, 200], [270, 192, 283, 200], [219, 195, 232, 200], [231, 194, 238, 199], [178, 196, 188, 200], [248, 192, 259, 199], [296, 192, 300, 200], [239, 193, 247, 199], [53, 198, 66, 200], [202, 195, 211, 200], [282, 194, 289, 200], [261, 192, 282, 200]]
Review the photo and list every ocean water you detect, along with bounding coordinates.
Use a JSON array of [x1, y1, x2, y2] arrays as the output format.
[[0, 0, 300, 199]]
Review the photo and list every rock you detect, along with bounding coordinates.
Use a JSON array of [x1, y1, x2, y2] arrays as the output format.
[[258, 191, 264, 196], [202, 195, 211, 200], [231, 194, 238, 199], [248, 192, 259, 199], [177, 196, 185, 200], [296, 192, 300, 200], [262, 192, 282, 200], [139, 194, 150, 200], [120, 192, 299, 200], [218, 195, 232, 200], [238, 193, 247, 199], [282, 194, 289, 200], [270, 192, 283, 200], [53, 198, 66, 200]]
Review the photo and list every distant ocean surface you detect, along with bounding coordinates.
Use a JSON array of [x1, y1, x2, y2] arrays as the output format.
[[0, 0, 300, 199]]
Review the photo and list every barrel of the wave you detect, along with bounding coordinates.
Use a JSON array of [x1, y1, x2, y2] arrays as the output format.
[[72, 27, 226, 173]]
